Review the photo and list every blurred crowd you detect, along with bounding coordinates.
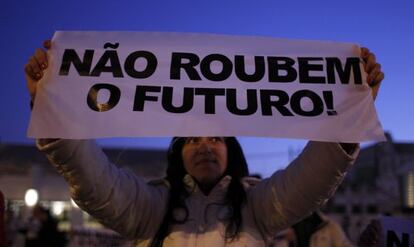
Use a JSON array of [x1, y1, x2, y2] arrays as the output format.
[[1, 190, 382, 247]]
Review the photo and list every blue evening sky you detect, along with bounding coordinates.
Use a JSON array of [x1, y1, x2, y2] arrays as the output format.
[[1, 0, 413, 176]]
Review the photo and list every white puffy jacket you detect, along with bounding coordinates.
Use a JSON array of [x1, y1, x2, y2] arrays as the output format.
[[37, 140, 358, 246]]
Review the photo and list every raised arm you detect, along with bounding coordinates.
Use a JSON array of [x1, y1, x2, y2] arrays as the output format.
[[37, 139, 168, 239], [247, 141, 358, 236], [25, 41, 168, 240], [247, 47, 384, 236]]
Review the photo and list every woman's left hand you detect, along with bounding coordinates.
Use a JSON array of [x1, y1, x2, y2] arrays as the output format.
[[361, 47, 384, 100]]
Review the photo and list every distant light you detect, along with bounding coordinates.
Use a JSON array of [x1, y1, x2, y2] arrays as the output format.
[[407, 173, 414, 208], [52, 201, 65, 216], [70, 198, 79, 209], [401, 171, 414, 209], [24, 189, 38, 207]]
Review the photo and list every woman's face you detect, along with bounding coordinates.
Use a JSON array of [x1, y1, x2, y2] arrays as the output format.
[[181, 137, 228, 187]]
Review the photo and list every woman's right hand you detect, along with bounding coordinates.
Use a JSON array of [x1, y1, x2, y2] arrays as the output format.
[[358, 219, 382, 247], [24, 40, 51, 102]]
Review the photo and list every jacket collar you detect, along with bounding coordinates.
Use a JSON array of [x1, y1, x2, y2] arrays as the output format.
[[183, 174, 232, 198]]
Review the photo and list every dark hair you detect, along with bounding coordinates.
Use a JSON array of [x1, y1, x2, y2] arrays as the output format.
[[150, 137, 249, 246]]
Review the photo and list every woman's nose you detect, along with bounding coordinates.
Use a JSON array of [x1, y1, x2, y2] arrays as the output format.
[[198, 139, 213, 152]]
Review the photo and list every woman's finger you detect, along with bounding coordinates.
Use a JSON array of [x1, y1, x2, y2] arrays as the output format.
[[28, 57, 43, 80], [373, 71, 385, 86], [43, 40, 51, 49], [361, 47, 370, 60], [24, 62, 38, 99], [365, 53, 377, 73], [367, 64, 381, 85], [24, 62, 35, 80], [34, 48, 48, 69]]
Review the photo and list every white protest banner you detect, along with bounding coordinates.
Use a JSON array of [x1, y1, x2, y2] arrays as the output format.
[[379, 216, 414, 247], [28, 31, 385, 141]]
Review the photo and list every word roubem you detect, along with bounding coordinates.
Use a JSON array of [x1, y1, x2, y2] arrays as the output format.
[[58, 43, 363, 116]]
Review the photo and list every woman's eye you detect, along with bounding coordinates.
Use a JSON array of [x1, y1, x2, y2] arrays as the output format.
[[187, 137, 198, 144], [210, 137, 223, 143]]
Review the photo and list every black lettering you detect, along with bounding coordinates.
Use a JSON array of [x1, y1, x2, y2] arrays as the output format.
[[87, 83, 121, 112], [124, 51, 157, 79], [162, 87, 194, 113], [170, 52, 201, 80], [103, 42, 119, 49], [235, 55, 265, 82], [268, 57, 297, 82], [386, 230, 409, 247], [59, 49, 94, 76], [200, 54, 233, 81], [326, 57, 362, 85], [90, 50, 123, 77], [133, 85, 161, 111], [323, 91, 337, 115], [260, 90, 293, 116], [290, 90, 324, 116], [298, 57, 326, 83], [195, 88, 225, 114], [226, 89, 257, 115]]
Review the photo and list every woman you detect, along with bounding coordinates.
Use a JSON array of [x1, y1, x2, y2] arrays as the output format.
[[25, 41, 383, 246]]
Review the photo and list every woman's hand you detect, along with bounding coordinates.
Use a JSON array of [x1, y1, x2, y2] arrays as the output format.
[[361, 47, 384, 100], [358, 219, 382, 247], [24, 40, 51, 103], [339, 48, 384, 151]]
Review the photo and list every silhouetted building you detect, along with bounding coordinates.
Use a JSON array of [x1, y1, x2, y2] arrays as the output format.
[[324, 133, 414, 241]]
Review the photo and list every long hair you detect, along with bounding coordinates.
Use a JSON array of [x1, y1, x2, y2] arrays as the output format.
[[150, 137, 249, 246]]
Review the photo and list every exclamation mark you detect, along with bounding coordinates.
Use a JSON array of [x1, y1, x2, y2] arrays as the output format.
[[323, 91, 337, 116]]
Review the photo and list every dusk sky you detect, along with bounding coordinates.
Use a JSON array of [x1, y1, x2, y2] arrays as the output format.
[[1, 0, 413, 177]]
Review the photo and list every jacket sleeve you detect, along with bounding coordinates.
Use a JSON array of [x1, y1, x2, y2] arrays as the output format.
[[246, 141, 359, 237], [37, 139, 168, 240]]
